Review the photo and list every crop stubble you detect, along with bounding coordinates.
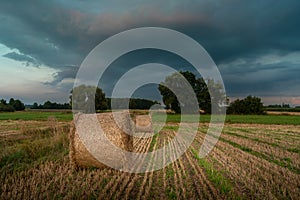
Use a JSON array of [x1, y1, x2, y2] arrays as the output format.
[[1, 120, 299, 199]]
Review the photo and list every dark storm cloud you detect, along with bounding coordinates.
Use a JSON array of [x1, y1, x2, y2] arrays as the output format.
[[179, 0, 300, 63], [1, 0, 299, 65], [0, 0, 90, 67], [0, 0, 299, 99], [3, 52, 40, 66], [46, 66, 79, 86], [222, 60, 300, 97], [98, 49, 197, 97]]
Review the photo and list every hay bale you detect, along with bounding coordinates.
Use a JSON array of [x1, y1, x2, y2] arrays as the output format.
[[69, 112, 134, 169], [135, 114, 153, 133]]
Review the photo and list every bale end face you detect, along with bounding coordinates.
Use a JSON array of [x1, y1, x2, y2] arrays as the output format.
[[134, 114, 153, 133], [69, 112, 134, 169]]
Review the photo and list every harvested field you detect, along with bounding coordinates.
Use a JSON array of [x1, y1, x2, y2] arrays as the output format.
[[1, 116, 299, 199]]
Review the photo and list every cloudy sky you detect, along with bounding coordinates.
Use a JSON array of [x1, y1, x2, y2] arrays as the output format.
[[0, 0, 299, 105]]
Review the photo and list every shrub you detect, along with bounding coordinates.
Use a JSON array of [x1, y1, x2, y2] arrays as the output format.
[[227, 95, 265, 115]]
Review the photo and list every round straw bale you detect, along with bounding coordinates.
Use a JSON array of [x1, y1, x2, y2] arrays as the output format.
[[134, 114, 153, 133], [69, 112, 134, 169]]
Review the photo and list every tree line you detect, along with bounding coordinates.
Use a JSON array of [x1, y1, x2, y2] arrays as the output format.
[[158, 71, 265, 115], [267, 103, 290, 108], [1, 71, 267, 115], [71, 71, 265, 115], [70, 85, 158, 112], [32, 101, 71, 109], [0, 98, 25, 112]]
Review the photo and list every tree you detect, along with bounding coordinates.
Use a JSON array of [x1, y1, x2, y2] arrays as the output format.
[[32, 102, 39, 109], [9, 98, 14, 105], [0, 99, 7, 105], [129, 98, 158, 109], [282, 103, 290, 108], [70, 85, 107, 113], [0, 99, 15, 112], [158, 71, 226, 114], [8, 98, 25, 111], [227, 95, 265, 115]]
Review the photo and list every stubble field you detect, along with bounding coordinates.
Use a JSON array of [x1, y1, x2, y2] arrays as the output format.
[[0, 112, 299, 199]]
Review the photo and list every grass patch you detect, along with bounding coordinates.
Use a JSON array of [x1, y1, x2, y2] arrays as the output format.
[[0, 128, 69, 176], [166, 187, 177, 200], [165, 166, 177, 199], [0, 111, 72, 121], [152, 113, 203, 123], [153, 113, 300, 125], [287, 148, 300, 154], [1, 111, 300, 125], [162, 126, 179, 131], [149, 133, 158, 152], [165, 166, 174, 179], [191, 148, 236, 197], [224, 115, 300, 125]]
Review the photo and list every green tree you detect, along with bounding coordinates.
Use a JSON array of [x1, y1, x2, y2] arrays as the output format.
[[0, 99, 15, 112], [32, 102, 39, 109], [43, 101, 52, 109], [8, 98, 25, 111], [9, 98, 14, 105], [158, 71, 226, 114], [0, 99, 7, 105], [70, 85, 107, 113], [227, 95, 265, 115]]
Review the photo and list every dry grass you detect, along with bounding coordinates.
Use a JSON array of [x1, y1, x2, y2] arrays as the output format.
[[195, 124, 300, 199], [267, 111, 300, 116], [1, 119, 299, 199]]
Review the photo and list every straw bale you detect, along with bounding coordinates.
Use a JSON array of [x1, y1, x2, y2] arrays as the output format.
[[69, 112, 134, 169], [134, 114, 153, 133]]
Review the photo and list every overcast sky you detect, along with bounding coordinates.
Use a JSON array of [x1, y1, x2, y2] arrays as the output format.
[[0, 0, 300, 105]]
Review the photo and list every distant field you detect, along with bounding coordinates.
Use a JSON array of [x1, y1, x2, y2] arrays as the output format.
[[265, 107, 300, 112], [0, 111, 72, 121], [224, 114, 300, 125], [0, 110, 300, 125], [161, 114, 300, 125], [267, 111, 300, 116]]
